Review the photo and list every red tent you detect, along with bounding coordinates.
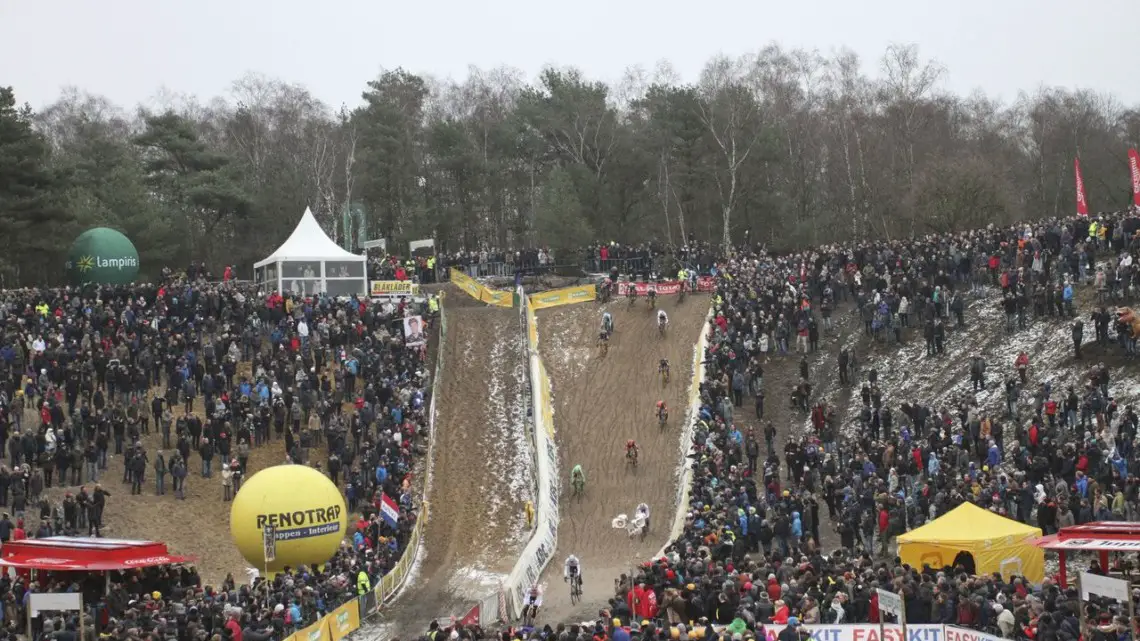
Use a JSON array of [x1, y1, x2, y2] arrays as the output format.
[[0, 536, 194, 571]]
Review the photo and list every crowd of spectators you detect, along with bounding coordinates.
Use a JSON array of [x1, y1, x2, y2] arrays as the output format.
[[429, 238, 723, 281], [423, 210, 1140, 641], [0, 274, 436, 641], [588, 211, 1140, 641]]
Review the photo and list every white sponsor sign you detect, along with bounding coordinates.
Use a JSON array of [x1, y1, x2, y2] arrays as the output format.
[[877, 588, 904, 620], [1079, 570, 1130, 601], [29, 593, 81, 616], [1044, 537, 1140, 550]]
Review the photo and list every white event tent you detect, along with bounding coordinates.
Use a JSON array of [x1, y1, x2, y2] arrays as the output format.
[[253, 207, 367, 296]]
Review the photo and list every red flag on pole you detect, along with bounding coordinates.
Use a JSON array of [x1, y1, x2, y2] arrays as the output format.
[[1075, 157, 1089, 217], [1129, 148, 1140, 207]]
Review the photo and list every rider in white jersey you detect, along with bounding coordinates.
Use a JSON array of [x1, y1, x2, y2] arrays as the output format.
[[564, 554, 582, 581], [657, 309, 669, 326]]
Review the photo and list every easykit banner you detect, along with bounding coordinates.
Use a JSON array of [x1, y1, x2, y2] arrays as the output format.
[[615, 277, 715, 296], [327, 600, 360, 641], [944, 626, 1005, 641], [528, 284, 597, 310], [371, 280, 420, 297], [761, 624, 948, 641]]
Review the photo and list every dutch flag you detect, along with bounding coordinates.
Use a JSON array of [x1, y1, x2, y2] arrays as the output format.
[[379, 492, 400, 528]]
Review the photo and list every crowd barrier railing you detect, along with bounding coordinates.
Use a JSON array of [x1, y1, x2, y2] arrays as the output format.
[[657, 304, 714, 557], [581, 256, 654, 274], [501, 289, 560, 621]]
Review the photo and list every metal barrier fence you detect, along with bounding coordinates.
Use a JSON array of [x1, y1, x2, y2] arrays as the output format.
[[580, 256, 654, 274], [441, 256, 661, 279]]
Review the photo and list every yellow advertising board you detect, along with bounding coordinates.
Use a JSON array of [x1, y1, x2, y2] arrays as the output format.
[[481, 287, 514, 308], [450, 268, 513, 307], [327, 601, 360, 641], [536, 360, 555, 439], [528, 284, 596, 310], [449, 268, 483, 300], [370, 281, 420, 297], [290, 617, 330, 641], [526, 305, 538, 349]]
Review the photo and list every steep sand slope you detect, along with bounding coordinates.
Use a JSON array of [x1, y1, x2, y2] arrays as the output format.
[[536, 296, 709, 621]]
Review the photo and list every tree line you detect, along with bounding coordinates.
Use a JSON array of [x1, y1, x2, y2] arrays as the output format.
[[2, 43, 1138, 285]]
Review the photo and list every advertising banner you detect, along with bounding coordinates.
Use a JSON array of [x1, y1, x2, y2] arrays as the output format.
[[289, 618, 330, 641], [450, 268, 483, 300], [944, 626, 1005, 641], [504, 292, 560, 620], [761, 624, 946, 641], [371, 281, 420, 297], [528, 284, 596, 310], [327, 601, 360, 641], [481, 287, 514, 308], [450, 268, 513, 307], [615, 277, 715, 296]]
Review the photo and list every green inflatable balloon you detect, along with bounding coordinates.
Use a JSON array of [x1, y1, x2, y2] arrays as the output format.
[[66, 228, 140, 285]]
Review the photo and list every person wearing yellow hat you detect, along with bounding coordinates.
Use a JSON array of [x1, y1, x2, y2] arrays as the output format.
[[151, 591, 161, 600]]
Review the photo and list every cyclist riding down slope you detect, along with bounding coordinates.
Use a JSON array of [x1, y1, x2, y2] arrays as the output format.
[[657, 308, 669, 331], [601, 311, 614, 336], [564, 554, 582, 582], [626, 439, 640, 464], [571, 463, 586, 491], [647, 284, 657, 309], [656, 400, 669, 424], [659, 357, 670, 376], [522, 583, 543, 624]]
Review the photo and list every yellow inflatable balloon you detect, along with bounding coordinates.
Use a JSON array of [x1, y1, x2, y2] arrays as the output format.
[[230, 464, 347, 572]]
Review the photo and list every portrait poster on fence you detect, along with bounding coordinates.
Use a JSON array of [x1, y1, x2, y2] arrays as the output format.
[[404, 315, 426, 347]]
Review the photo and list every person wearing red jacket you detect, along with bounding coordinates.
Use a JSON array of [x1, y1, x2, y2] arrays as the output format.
[[225, 612, 243, 641], [626, 583, 646, 620], [878, 506, 890, 556]]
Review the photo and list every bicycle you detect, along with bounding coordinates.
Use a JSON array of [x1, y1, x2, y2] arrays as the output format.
[[648, 293, 657, 310], [658, 318, 666, 337], [597, 336, 609, 358], [627, 287, 637, 308], [626, 447, 638, 467], [678, 285, 686, 304], [572, 474, 585, 501], [569, 573, 582, 605], [660, 364, 670, 386], [522, 603, 538, 627], [657, 406, 668, 428]]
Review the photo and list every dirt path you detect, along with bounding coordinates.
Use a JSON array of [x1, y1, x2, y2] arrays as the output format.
[[535, 296, 710, 621], [367, 303, 531, 639]]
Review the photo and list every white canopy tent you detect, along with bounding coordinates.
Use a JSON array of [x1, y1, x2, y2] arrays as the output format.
[[253, 207, 367, 296]]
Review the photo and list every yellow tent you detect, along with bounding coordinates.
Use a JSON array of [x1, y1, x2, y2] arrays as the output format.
[[896, 502, 1044, 582]]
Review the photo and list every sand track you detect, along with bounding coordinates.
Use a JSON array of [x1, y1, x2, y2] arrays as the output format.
[[535, 296, 710, 621], [367, 301, 531, 638]]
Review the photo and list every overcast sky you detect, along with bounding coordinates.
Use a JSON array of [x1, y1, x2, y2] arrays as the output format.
[[4, 0, 1138, 111]]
